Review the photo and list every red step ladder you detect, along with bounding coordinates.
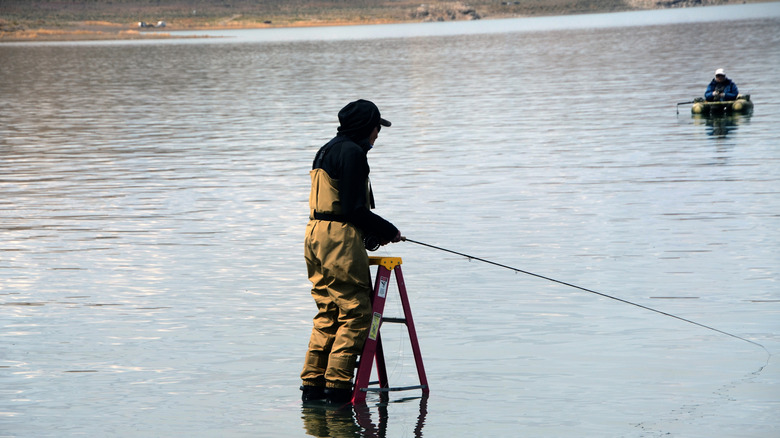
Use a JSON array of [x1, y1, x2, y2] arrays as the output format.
[[352, 256, 429, 404]]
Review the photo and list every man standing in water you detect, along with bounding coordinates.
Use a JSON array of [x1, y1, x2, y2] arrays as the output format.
[[300, 99, 402, 404], [705, 68, 739, 102]]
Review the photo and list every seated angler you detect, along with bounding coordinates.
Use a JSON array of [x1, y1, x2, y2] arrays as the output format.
[[705, 68, 739, 102]]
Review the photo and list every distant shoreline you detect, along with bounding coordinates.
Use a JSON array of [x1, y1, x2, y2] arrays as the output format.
[[0, 16, 422, 43], [0, 0, 770, 43]]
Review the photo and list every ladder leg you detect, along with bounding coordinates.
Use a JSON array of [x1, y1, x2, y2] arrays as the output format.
[[352, 265, 392, 404], [394, 267, 430, 394]]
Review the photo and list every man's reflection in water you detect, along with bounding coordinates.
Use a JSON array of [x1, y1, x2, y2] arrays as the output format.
[[301, 395, 428, 437], [692, 113, 751, 138]]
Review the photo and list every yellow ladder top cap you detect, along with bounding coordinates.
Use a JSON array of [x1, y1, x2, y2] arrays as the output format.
[[369, 256, 403, 270]]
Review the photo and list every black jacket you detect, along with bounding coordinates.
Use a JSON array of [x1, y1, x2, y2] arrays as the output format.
[[312, 135, 398, 242]]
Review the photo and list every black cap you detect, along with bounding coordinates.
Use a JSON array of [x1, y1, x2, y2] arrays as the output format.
[[337, 99, 391, 140]]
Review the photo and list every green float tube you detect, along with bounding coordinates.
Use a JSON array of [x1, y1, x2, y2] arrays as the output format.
[[692, 94, 753, 115]]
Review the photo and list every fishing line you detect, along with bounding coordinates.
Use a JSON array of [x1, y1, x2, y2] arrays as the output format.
[[402, 238, 770, 357]]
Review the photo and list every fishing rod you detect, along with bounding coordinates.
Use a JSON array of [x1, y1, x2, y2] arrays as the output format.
[[676, 100, 695, 114], [402, 237, 770, 356]]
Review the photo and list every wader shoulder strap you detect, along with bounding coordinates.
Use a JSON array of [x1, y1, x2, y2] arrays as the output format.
[[313, 136, 344, 169]]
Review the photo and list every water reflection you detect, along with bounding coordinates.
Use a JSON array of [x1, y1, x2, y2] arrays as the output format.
[[692, 112, 752, 138], [301, 396, 428, 437]]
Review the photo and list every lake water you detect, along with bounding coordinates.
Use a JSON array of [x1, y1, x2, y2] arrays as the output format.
[[2, 3, 779, 437]]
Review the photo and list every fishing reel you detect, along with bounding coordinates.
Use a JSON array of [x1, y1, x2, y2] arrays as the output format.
[[363, 235, 381, 252]]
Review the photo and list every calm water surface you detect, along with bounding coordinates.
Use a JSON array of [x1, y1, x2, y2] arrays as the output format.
[[2, 4, 779, 437]]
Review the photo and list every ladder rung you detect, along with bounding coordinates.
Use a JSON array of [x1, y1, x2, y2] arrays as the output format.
[[360, 384, 428, 393], [382, 317, 406, 324]]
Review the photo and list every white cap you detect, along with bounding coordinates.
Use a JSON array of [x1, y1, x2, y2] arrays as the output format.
[[715, 68, 725, 76]]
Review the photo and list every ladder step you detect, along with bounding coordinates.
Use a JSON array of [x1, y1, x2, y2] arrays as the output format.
[[360, 385, 428, 393], [381, 317, 406, 324]]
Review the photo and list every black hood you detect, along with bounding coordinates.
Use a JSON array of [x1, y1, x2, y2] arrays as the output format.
[[337, 99, 391, 141]]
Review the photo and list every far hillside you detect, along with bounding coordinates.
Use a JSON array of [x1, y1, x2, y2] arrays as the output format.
[[0, 0, 760, 30]]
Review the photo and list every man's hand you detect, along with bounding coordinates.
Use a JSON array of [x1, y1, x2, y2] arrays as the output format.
[[381, 231, 403, 246]]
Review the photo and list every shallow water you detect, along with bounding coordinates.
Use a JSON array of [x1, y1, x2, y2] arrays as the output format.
[[1, 3, 779, 437]]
